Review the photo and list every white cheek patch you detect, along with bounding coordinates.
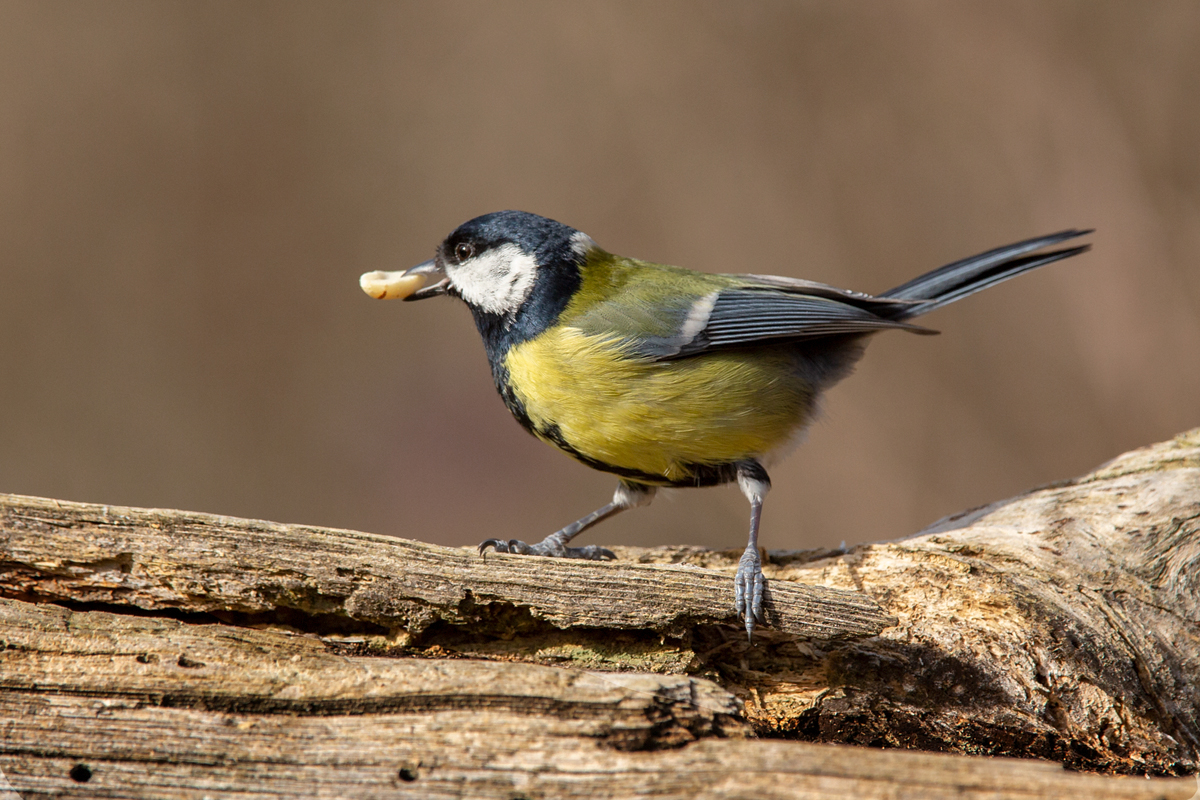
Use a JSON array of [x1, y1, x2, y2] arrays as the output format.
[[448, 243, 538, 317]]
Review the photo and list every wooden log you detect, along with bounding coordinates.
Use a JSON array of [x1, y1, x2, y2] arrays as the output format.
[[0, 493, 890, 643], [0, 596, 1194, 800], [1, 429, 1198, 797], [750, 428, 1200, 775]]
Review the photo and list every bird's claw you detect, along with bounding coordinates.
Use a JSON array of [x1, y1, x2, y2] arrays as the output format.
[[478, 535, 615, 560], [478, 538, 528, 555], [567, 544, 617, 560], [733, 546, 766, 642]]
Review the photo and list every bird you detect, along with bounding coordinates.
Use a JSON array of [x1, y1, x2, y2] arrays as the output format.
[[360, 211, 1091, 640]]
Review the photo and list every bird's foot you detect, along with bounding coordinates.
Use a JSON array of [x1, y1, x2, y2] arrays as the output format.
[[478, 530, 615, 561], [734, 545, 766, 642]]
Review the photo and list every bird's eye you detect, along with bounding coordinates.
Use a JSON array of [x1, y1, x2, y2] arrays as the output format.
[[455, 242, 475, 262]]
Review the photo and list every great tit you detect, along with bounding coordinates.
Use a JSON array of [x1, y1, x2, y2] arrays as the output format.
[[361, 211, 1090, 639]]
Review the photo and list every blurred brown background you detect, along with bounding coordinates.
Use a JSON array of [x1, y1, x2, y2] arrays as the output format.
[[2, 2, 1197, 553]]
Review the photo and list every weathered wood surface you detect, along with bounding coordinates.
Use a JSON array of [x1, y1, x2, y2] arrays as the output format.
[[1, 429, 1198, 797], [0, 493, 890, 642], [0, 596, 1194, 800], [747, 428, 1200, 775]]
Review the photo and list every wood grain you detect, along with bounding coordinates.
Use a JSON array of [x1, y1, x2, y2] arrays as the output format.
[[0, 596, 1194, 800], [2, 429, 1199, 796], [0, 493, 890, 641]]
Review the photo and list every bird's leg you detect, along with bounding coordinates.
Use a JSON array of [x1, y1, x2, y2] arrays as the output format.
[[734, 460, 770, 642], [480, 482, 655, 560]]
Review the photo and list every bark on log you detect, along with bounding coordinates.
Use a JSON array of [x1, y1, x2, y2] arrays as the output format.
[[1, 430, 1198, 798]]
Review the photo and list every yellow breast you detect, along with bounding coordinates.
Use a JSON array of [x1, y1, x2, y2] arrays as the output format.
[[503, 326, 813, 484]]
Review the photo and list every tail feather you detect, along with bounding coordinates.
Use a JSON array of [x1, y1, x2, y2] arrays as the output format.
[[882, 229, 1092, 320]]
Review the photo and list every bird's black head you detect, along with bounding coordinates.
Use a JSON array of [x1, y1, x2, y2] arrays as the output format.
[[431, 210, 592, 353]]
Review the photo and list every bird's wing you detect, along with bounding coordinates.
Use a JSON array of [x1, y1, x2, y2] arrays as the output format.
[[569, 273, 930, 361]]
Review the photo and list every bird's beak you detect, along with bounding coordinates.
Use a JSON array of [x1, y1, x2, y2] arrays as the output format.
[[359, 259, 450, 301]]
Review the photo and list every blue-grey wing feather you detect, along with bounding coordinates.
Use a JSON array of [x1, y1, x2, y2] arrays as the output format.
[[668, 289, 929, 360], [567, 229, 1090, 362], [573, 286, 929, 361], [672, 291, 931, 359]]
